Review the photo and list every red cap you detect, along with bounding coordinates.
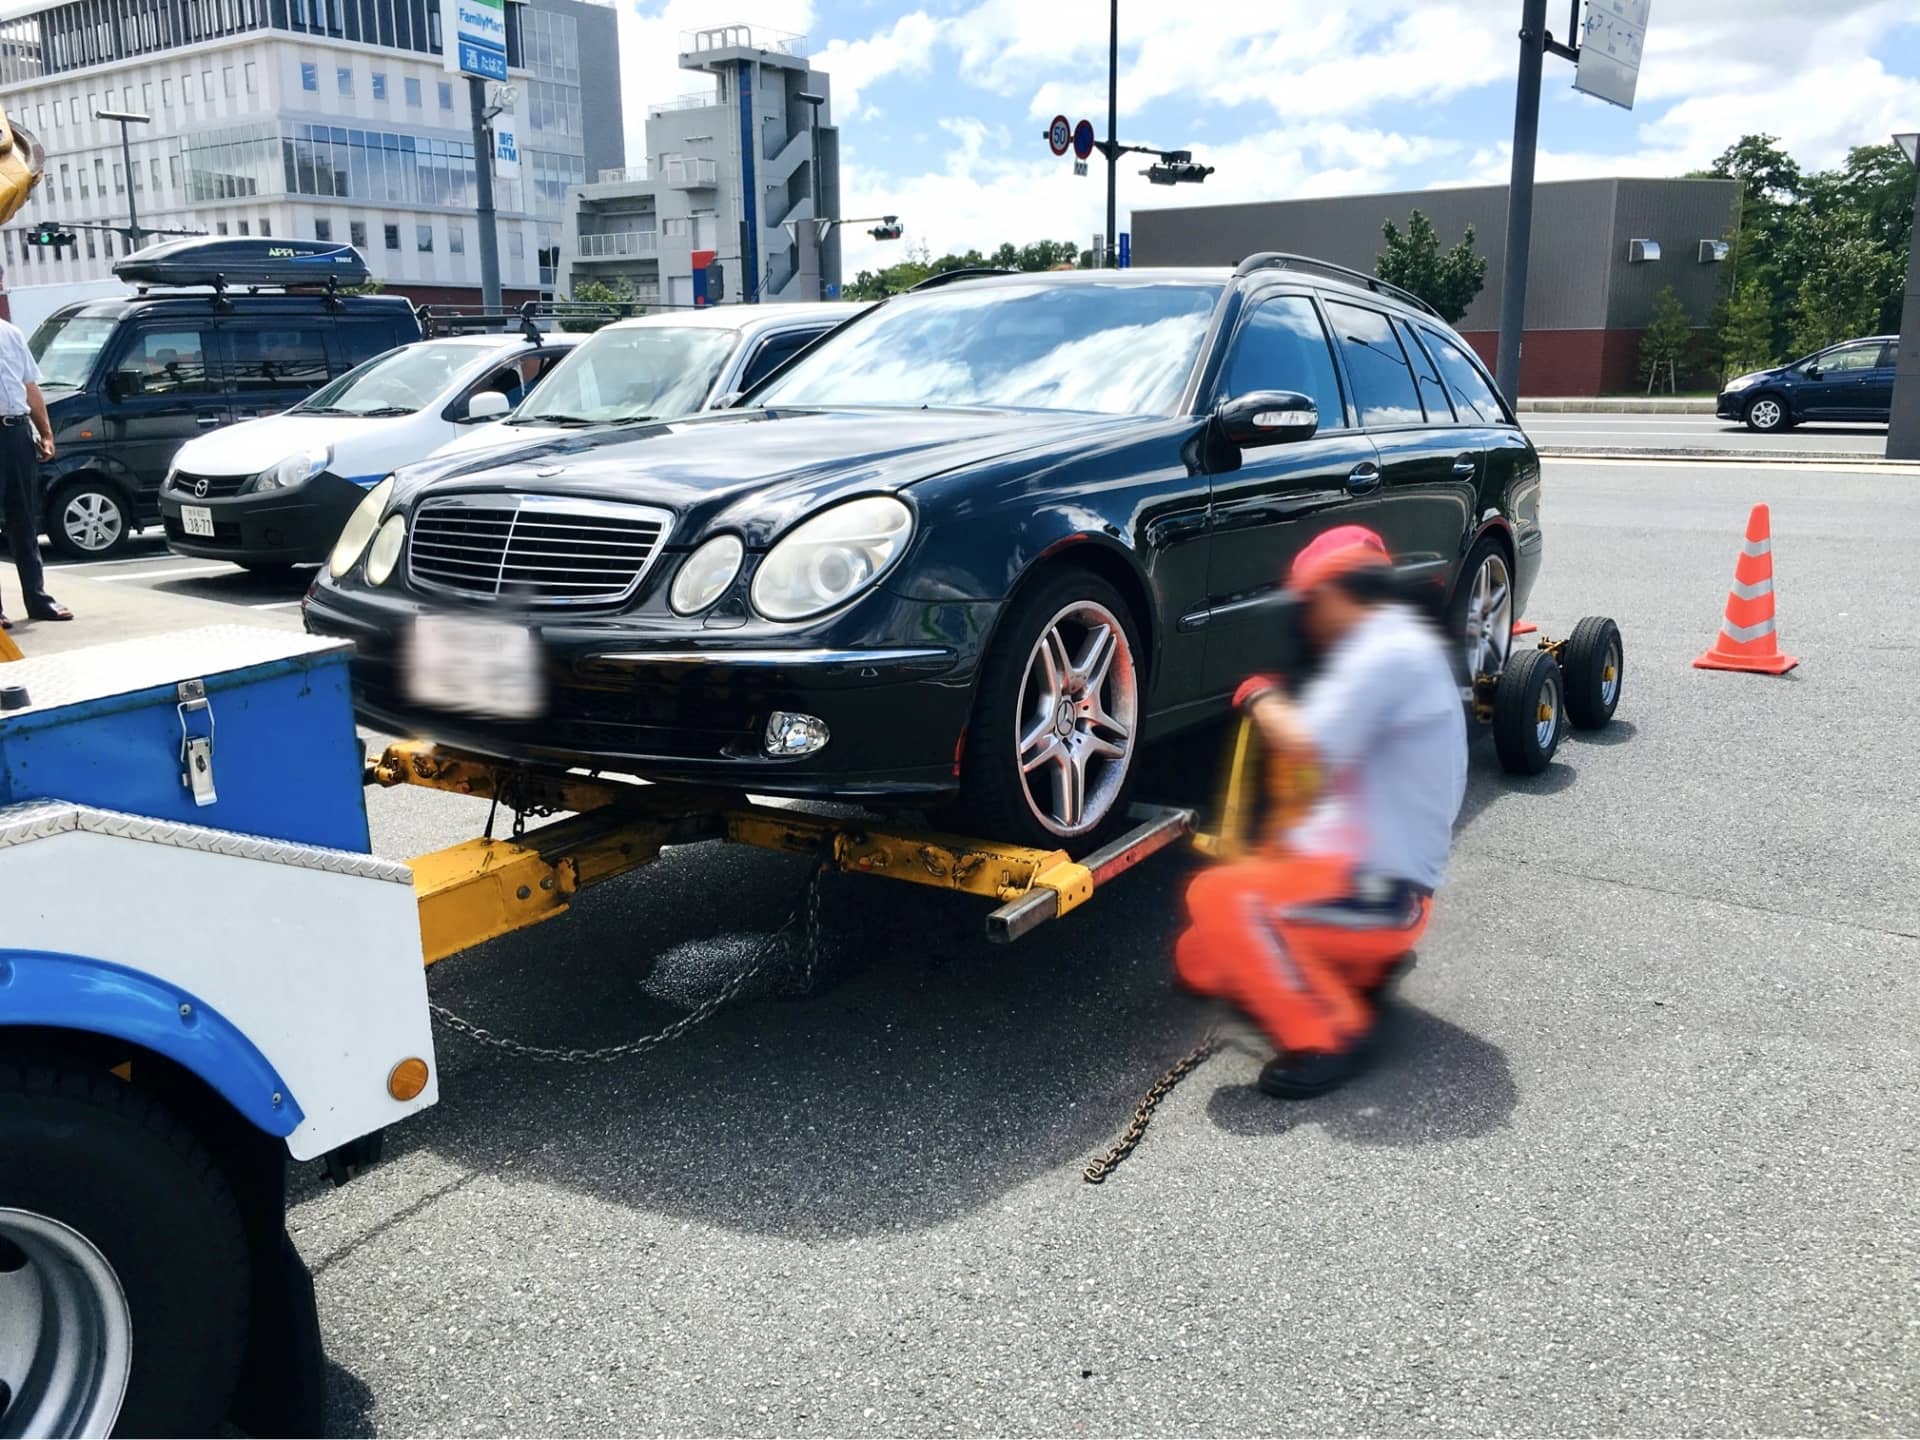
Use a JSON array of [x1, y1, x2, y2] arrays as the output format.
[[1287, 525, 1391, 594]]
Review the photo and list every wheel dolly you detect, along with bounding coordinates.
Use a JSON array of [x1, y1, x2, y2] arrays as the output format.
[[367, 739, 1201, 959]]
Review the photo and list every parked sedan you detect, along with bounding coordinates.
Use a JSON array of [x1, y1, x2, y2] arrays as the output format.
[[160, 333, 577, 571], [308, 258, 1542, 846], [1718, 335, 1898, 431]]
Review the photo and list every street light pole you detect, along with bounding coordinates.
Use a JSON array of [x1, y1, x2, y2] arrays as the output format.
[[94, 109, 150, 251], [1495, 0, 1548, 405], [1887, 132, 1920, 462], [1104, 0, 1118, 267], [468, 77, 502, 313]]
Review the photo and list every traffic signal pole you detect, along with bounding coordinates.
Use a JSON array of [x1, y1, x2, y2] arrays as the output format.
[[1888, 149, 1920, 461], [1495, 0, 1549, 405], [1104, 0, 1118, 267], [469, 77, 503, 314]]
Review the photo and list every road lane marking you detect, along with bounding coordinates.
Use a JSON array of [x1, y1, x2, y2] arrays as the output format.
[[95, 564, 240, 582], [1543, 456, 1916, 475]]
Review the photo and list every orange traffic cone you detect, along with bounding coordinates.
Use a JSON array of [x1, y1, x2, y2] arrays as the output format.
[[1512, 620, 1539, 636], [1694, 503, 1798, 675]]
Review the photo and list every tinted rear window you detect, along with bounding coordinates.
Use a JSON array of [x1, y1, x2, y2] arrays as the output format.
[[1324, 300, 1422, 428]]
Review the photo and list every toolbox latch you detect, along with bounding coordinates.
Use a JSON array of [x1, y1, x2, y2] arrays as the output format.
[[177, 679, 217, 807]]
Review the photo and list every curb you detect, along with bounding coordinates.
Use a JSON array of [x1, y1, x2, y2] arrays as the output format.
[[1519, 398, 1717, 414], [1537, 446, 1906, 466]]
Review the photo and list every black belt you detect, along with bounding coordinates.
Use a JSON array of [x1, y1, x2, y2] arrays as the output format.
[[0, 415, 29, 427]]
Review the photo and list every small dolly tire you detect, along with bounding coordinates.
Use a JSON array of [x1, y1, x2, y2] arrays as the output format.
[[1492, 648, 1564, 775], [1562, 616, 1623, 730]]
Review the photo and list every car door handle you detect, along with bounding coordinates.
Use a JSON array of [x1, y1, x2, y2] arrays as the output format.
[[1346, 462, 1381, 493], [1452, 456, 1478, 476], [196, 414, 223, 427]]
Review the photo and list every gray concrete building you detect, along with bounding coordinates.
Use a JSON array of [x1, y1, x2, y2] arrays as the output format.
[[1133, 177, 1743, 395], [0, 0, 621, 314], [558, 23, 839, 307]]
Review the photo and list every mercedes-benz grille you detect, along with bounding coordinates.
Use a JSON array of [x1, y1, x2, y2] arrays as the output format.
[[405, 494, 673, 605]]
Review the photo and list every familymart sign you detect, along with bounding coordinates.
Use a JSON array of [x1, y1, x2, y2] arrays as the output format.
[[447, 0, 508, 81]]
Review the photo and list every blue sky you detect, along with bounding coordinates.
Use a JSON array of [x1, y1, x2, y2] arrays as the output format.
[[613, 0, 1920, 275]]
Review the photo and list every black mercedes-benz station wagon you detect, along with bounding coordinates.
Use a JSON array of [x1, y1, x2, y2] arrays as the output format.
[[308, 255, 1542, 847]]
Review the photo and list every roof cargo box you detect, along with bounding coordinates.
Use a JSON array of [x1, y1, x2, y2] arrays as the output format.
[[113, 235, 371, 289]]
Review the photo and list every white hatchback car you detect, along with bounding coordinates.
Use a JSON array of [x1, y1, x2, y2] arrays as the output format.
[[430, 302, 867, 460], [159, 332, 578, 571]]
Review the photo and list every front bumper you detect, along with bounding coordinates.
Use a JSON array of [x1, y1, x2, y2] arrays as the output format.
[[302, 582, 992, 799], [160, 472, 370, 564], [1716, 390, 1749, 420]]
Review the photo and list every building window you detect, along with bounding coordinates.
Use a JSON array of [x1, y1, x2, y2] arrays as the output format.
[[68, 98, 79, 124], [416, 223, 433, 252], [428, 6, 441, 48], [224, 67, 236, 97], [86, 91, 97, 118], [130, 161, 141, 192], [103, 233, 113, 257], [315, 218, 332, 241], [51, 103, 61, 129], [85, 231, 95, 259], [180, 75, 191, 105], [141, 83, 152, 111], [438, 81, 452, 110], [337, 66, 352, 96], [384, 223, 399, 249], [169, 156, 182, 188], [372, 71, 387, 100], [58, 163, 70, 200], [509, 228, 524, 259], [245, 63, 257, 95], [448, 224, 464, 254], [162, 78, 173, 107], [122, 87, 132, 110], [260, 218, 271, 235], [349, 219, 367, 248], [202, 71, 214, 101], [238, 220, 250, 235], [216, 221, 228, 234], [112, 162, 123, 194], [93, 158, 105, 195], [404, 77, 421, 107], [150, 159, 161, 192], [300, 63, 317, 92]]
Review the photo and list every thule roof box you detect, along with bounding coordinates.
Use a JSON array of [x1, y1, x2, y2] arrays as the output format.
[[113, 236, 370, 291]]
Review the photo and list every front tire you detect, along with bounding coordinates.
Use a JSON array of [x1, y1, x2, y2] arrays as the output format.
[[1744, 394, 1790, 432], [45, 479, 135, 559], [958, 569, 1142, 848], [0, 1054, 251, 1438], [1448, 536, 1514, 690]]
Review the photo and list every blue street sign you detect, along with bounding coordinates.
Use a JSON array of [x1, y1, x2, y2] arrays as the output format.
[[1072, 119, 1096, 161], [1118, 232, 1130, 268], [458, 38, 507, 80]]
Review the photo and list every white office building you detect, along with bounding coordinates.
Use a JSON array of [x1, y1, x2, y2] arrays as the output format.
[[559, 24, 840, 308], [0, 0, 621, 318]]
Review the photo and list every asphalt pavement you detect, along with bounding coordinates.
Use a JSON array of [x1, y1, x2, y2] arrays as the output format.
[[19, 459, 1919, 1435], [1521, 412, 1888, 457]]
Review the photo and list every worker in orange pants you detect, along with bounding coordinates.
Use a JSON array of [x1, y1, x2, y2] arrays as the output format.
[[1176, 526, 1464, 1098]]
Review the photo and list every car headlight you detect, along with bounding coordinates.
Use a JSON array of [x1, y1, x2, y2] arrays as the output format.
[[1723, 373, 1757, 391], [329, 479, 394, 578], [670, 534, 745, 615], [750, 497, 914, 622], [255, 445, 331, 492], [365, 514, 407, 586]]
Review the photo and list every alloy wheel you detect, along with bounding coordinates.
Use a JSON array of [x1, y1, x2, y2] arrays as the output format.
[[1463, 552, 1513, 682], [1015, 600, 1138, 838], [1749, 398, 1783, 431], [0, 1207, 132, 1439], [61, 492, 125, 554]]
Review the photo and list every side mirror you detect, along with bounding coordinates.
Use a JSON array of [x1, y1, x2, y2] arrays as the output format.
[[1803, 364, 1822, 379], [1215, 390, 1319, 448], [106, 371, 143, 401], [465, 390, 511, 421]]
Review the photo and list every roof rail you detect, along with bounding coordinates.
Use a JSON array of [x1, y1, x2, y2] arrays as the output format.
[[906, 267, 1016, 292], [415, 298, 647, 341], [1231, 252, 1440, 318]]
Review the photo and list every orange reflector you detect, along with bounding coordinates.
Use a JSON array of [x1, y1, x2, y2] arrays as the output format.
[[387, 1057, 430, 1101]]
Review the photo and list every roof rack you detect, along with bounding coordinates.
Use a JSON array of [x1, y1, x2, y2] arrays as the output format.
[[1231, 252, 1440, 318], [907, 267, 1016, 292], [414, 298, 647, 341]]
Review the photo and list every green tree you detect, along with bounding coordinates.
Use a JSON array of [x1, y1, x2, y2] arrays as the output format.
[[557, 276, 643, 332], [1709, 134, 1802, 209], [1787, 213, 1900, 354], [1717, 277, 1775, 380], [1638, 286, 1693, 393], [1374, 209, 1488, 324]]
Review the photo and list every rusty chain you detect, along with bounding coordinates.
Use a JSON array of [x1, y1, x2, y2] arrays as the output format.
[[1082, 1028, 1222, 1185], [429, 864, 830, 1064]]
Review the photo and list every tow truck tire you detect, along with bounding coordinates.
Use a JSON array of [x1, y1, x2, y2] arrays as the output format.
[[0, 1055, 250, 1439], [1491, 648, 1564, 775], [1562, 616, 1624, 730]]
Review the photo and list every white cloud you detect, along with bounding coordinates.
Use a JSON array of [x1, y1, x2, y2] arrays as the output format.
[[813, 10, 943, 119], [615, 1, 817, 162]]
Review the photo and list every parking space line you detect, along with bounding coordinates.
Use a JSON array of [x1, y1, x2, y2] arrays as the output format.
[[95, 564, 240, 582], [51, 551, 192, 568], [247, 600, 303, 610]]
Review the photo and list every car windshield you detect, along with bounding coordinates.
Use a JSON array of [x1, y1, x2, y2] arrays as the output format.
[[510, 327, 738, 425], [29, 312, 119, 389], [294, 340, 481, 416], [754, 281, 1222, 415]]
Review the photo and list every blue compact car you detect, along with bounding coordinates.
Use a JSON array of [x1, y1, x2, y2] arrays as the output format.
[[1717, 336, 1898, 431]]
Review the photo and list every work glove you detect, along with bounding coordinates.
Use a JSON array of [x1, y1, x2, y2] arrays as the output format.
[[1233, 674, 1282, 711]]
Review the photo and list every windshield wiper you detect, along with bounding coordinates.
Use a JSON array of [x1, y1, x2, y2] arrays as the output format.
[[515, 413, 599, 427], [349, 406, 416, 418], [297, 405, 355, 415], [609, 413, 656, 425]]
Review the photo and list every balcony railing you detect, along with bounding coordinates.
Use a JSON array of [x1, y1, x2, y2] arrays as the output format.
[[597, 165, 650, 184], [664, 157, 717, 189], [577, 231, 659, 259], [682, 24, 807, 57], [650, 91, 717, 116]]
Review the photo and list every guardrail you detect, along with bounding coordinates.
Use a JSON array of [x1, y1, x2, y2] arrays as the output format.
[[681, 24, 806, 56], [596, 165, 650, 183], [577, 230, 658, 258]]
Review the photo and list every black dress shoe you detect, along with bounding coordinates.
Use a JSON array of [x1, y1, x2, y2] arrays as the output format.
[[26, 601, 72, 621], [1258, 1048, 1366, 1099]]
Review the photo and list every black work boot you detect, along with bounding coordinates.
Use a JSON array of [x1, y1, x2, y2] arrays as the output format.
[[1258, 1047, 1366, 1099]]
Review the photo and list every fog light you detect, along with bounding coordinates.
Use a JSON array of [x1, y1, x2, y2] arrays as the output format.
[[764, 711, 829, 756]]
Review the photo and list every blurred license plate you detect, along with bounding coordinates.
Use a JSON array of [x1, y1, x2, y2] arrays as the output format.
[[406, 615, 544, 720], [181, 505, 214, 538]]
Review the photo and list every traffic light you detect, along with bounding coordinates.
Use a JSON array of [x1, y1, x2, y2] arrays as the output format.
[[27, 224, 75, 248], [1145, 152, 1213, 186], [869, 216, 903, 241], [707, 261, 725, 302]]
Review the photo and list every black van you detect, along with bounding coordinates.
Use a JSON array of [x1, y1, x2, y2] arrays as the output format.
[[24, 237, 420, 558]]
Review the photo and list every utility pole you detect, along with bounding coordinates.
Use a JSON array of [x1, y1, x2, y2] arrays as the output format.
[[1103, 0, 1118, 267], [1495, 0, 1548, 405], [468, 77, 502, 312], [1887, 133, 1920, 462], [95, 109, 150, 251]]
